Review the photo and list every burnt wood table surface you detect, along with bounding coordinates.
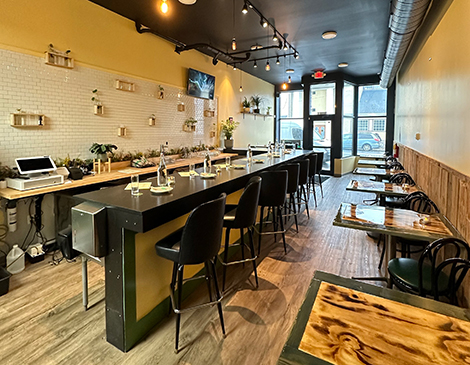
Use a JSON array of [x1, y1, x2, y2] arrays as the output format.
[[353, 167, 404, 182], [278, 271, 470, 365], [356, 159, 387, 167], [346, 179, 419, 199]]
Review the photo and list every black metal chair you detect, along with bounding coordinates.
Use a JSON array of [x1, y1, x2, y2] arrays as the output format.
[[220, 177, 261, 291], [154, 193, 227, 353], [306, 153, 318, 207], [296, 159, 310, 219], [388, 238, 470, 305], [388, 161, 404, 171], [389, 172, 415, 186], [255, 170, 288, 255], [281, 163, 300, 232]]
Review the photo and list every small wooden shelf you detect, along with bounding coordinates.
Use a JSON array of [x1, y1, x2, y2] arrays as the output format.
[[10, 113, 45, 127], [115, 80, 135, 92], [241, 112, 275, 120], [44, 51, 74, 69]]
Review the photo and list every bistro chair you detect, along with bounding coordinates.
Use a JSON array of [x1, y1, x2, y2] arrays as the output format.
[[296, 159, 310, 219], [385, 156, 397, 164], [154, 193, 227, 353], [388, 237, 470, 305], [388, 161, 404, 171], [219, 177, 261, 291], [255, 170, 288, 255], [385, 173, 417, 208]]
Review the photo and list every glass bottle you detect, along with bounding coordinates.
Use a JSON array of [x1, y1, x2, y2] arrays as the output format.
[[204, 148, 211, 173], [247, 144, 253, 161], [157, 152, 167, 186], [267, 140, 272, 156]]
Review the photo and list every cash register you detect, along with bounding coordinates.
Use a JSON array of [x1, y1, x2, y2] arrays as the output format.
[[6, 156, 64, 191]]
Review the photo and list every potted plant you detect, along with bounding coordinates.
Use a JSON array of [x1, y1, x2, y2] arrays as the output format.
[[266, 106, 272, 115], [89, 143, 118, 161], [0, 163, 15, 189], [220, 117, 239, 149], [158, 85, 164, 99], [242, 97, 251, 113], [92, 89, 104, 115], [250, 95, 263, 114], [184, 117, 198, 132]]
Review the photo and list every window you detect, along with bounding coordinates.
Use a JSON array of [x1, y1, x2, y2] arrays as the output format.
[[343, 82, 355, 116], [373, 119, 385, 131], [358, 120, 368, 131], [342, 117, 354, 157], [310, 83, 335, 115], [279, 90, 303, 147]]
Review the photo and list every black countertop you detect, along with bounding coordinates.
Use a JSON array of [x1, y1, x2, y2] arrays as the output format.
[[75, 150, 311, 232]]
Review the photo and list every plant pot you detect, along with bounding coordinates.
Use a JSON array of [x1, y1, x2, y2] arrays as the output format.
[[96, 153, 107, 162], [244, 107, 251, 113], [0, 180, 7, 189], [253, 108, 260, 114], [224, 139, 234, 149]]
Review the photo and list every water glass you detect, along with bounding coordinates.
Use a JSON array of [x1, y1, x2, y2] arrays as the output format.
[[225, 156, 231, 169], [130, 175, 139, 196], [167, 176, 176, 186], [189, 163, 196, 179]]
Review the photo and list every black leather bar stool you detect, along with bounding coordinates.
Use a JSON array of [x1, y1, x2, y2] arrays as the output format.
[[313, 151, 324, 198], [297, 159, 310, 219], [256, 170, 288, 255], [154, 193, 227, 353], [306, 153, 318, 207], [220, 176, 262, 291], [281, 163, 300, 232]]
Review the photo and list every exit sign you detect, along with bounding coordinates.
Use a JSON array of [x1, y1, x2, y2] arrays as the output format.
[[313, 70, 326, 79]]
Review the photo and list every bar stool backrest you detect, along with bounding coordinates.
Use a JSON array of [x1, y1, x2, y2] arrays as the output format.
[[180, 193, 227, 265], [307, 153, 317, 179], [298, 159, 309, 185], [283, 163, 300, 194], [233, 176, 262, 228], [258, 170, 288, 207], [314, 152, 324, 174]]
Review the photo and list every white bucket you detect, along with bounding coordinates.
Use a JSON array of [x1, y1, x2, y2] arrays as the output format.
[[7, 244, 25, 274]]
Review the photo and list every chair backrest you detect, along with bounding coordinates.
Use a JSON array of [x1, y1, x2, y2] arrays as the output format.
[[315, 152, 324, 174], [179, 193, 226, 265], [258, 170, 288, 207], [386, 156, 397, 164], [233, 176, 262, 228], [283, 163, 300, 194], [298, 159, 309, 185], [306, 153, 317, 178], [389, 172, 415, 186], [389, 161, 404, 171], [418, 238, 470, 304], [434, 258, 470, 305], [404, 192, 439, 214]]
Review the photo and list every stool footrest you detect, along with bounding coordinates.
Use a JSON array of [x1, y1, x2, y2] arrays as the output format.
[[218, 255, 257, 266], [169, 285, 223, 314]]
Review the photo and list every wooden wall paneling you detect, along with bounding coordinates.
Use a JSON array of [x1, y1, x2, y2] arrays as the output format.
[[439, 168, 449, 217], [457, 178, 470, 241], [429, 161, 441, 207], [447, 173, 461, 227]]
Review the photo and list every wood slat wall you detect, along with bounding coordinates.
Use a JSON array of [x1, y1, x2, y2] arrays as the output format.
[[399, 144, 470, 307]]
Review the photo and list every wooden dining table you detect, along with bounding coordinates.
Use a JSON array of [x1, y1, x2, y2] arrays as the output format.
[[278, 271, 470, 365], [356, 159, 387, 167], [346, 179, 419, 205], [353, 167, 403, 182], [332, 203, 461, 285]]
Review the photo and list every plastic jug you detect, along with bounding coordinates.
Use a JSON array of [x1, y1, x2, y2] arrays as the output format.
[[7, 244, 25, 274]]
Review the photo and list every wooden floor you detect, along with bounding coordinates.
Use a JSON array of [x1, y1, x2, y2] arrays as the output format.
[[0, 174, 385, 365]]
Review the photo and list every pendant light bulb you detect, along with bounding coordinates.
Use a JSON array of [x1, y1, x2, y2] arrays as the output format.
[[283, 42, 288, 51], [239, 85, 243, 92], [276, 57, 280, 65], [294, 52, 299, 59], [161, 0, 168, 13], [273, 32, 278, 42], [253, 61, 258, 68], [232, 37, 237, 51], [242, 2, 248, 14], [288, 76, 292, 83], [233, 64, 237, 70], [265, 61, 270, 71], [282, 82, 287, 90], [260, 18, 268, 28]]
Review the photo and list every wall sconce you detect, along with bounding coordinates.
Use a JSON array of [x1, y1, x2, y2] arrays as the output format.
[[177, 103, 185, 112], [118, 125, 127, 137], [149, 115, 156, 126]]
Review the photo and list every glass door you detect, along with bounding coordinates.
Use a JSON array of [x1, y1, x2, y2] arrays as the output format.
[[309, 82, 336, 171]]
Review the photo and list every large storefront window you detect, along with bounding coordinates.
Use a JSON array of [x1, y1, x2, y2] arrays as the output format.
[[279, 90, 303, 147]]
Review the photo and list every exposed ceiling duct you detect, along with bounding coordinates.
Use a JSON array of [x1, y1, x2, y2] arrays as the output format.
[[379, 0, 432, 88]]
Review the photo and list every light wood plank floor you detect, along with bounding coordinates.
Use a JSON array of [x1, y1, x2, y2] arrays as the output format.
[[0, 174, 385, 365]]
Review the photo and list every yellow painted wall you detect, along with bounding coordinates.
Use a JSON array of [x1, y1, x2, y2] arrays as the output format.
[[395, 0, 470, 176], [0, 0, 274, 147]]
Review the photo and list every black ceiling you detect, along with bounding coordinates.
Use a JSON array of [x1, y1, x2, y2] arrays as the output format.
[[89, 0, 391, 86]]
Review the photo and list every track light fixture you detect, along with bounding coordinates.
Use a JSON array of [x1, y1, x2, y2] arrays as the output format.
[[283, 42, 289, 51], [276, 57, 280, 65], [260, 18, 268, 28], [288, 76, 292, 83], [272, 32, 278, 42], [232, 37, 237, 51], [233, 64, 237, 70], [242, 2, 248, 14], [265, 61, 270, 71], [253, 60, 257, 68], [282, 82, 287, 90], [294, 52, 299, 59], [160, 0, 168, 13]]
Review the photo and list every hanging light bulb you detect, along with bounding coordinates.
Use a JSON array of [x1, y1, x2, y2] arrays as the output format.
[[288, 76, 292, 83], [276, 57, 280, 65], [294, 52, 299, 59], [239, 85, 243, 92], [265, 61, 270, 71], [272, 32, 278, 42], [161, 0, 168, 13], [282, 82, 287, 90], [232, 37, 237, 51], [253, 60, 258, 68], [283, 42, 289, 51], [242, 2, 248, 14], [233, 64, 237, 70], [260, 18, 268, 28]]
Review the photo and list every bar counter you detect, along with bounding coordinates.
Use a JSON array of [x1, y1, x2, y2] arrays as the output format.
[[74, 149, 312, 352]]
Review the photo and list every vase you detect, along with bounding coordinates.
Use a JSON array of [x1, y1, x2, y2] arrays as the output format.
[[224, 139, 234, 149]]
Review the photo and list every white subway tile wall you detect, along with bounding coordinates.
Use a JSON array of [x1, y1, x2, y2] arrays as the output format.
[[0, 49, 218, 165]]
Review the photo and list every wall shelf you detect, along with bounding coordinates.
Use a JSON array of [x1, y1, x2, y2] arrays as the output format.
[[241, 112, 275, 120], [44, 51, 74, 69], [10, 113, 45, 127], [115, 80, 135, 92]]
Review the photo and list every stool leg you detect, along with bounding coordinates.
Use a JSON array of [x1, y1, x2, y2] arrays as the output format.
[[278, 206, 287, 253], [292, 193, 298, 233], [204, 262, 213, 301], [273, 206, 278, 242], [210, 258, 226, 337], [311, 176, 317, 207], [248, 227, 259, 288], [169, 262, 178, 315], [318, 173, 324, 198], [303, 185, 310, 219], [240, 228, 245, 267], [222, 228, 231, 291], [175, 264, 184, 353], [258, 206, 264, 256], [82, 256, 88, 311]]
